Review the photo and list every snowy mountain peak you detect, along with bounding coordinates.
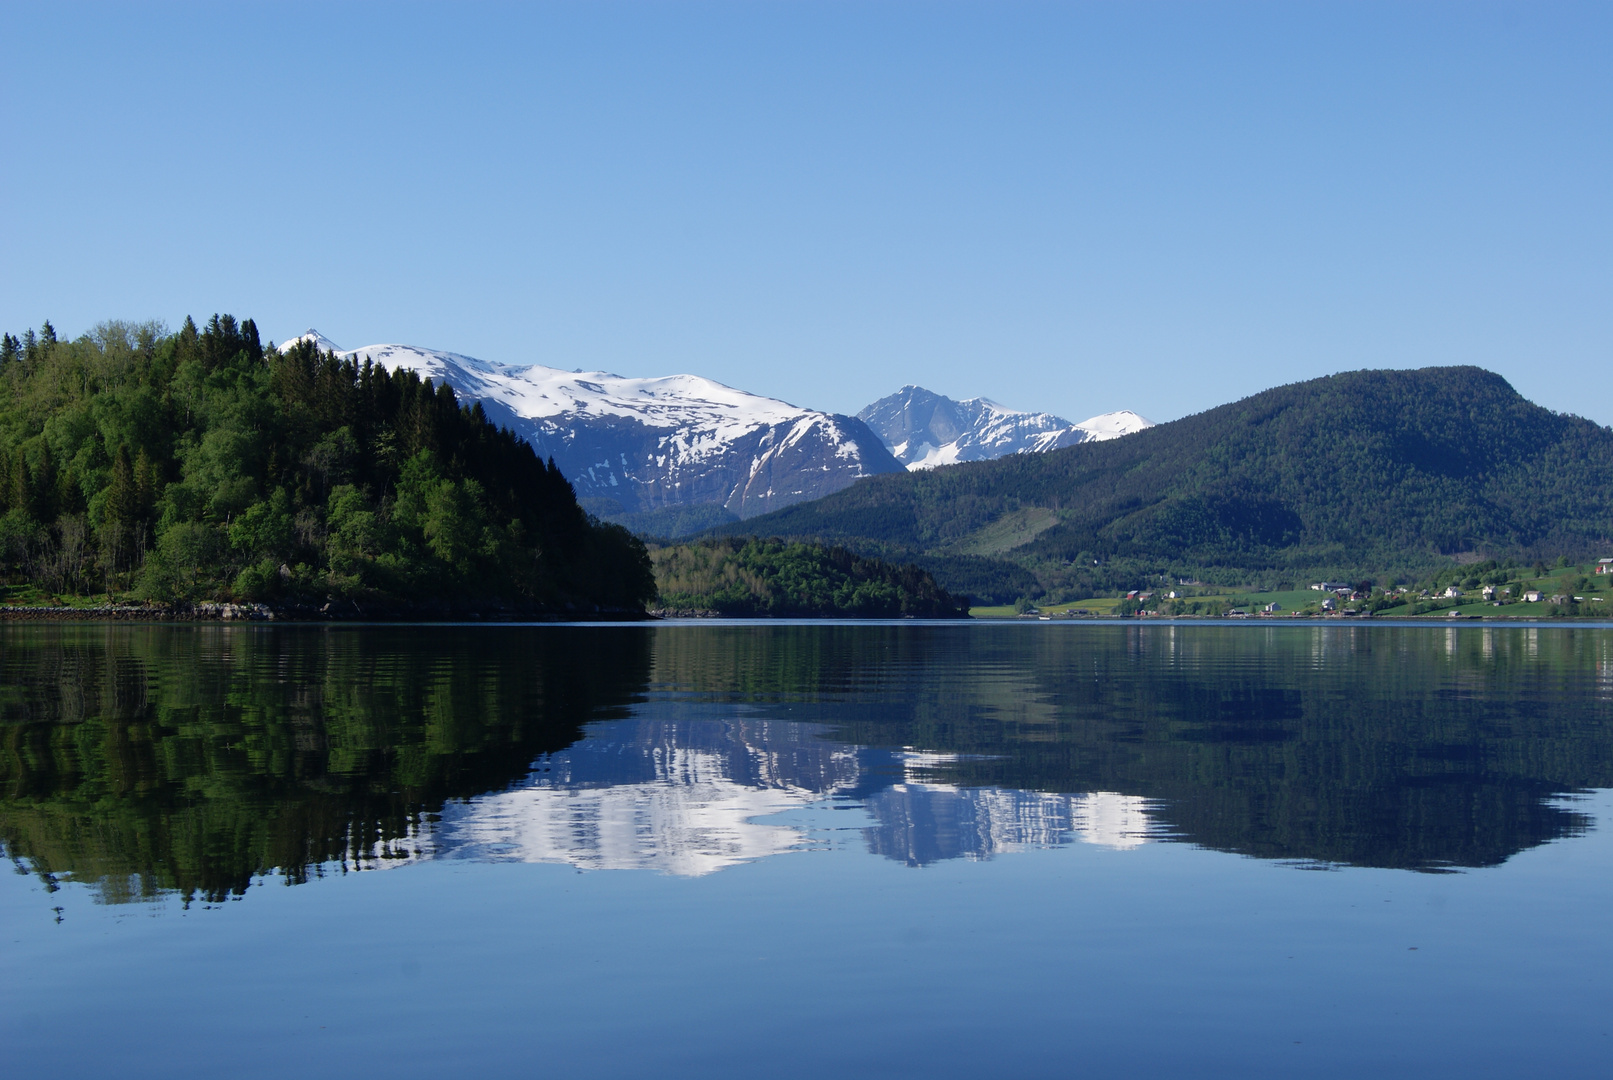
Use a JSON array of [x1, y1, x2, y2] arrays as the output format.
[[280, 334, 901, 524], [282, 329, 344, 354], [858, 386, 1153, 470], [1074, 409, 1154, 440]]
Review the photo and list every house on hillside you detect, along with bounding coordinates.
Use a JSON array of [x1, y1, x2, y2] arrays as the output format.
[[1443, 585, 1462, 599], [1310, 581, 1351, 592], [1481, 585, 1497, 600], [1525, 590, 1543, 603], [1596, 559, 1613, 575]]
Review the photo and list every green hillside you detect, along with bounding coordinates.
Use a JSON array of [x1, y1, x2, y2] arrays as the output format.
[[649, 537, 968, 617], [0, 318, 655, 613], [720, 367, 1613, 602]]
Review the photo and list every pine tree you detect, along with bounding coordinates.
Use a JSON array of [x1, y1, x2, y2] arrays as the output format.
[[105, 445, 139, 527], [0, 333, 18, 365], [174, 316, 200, 369], [11, 453, 34, 519], [133, 449, 158, 518], [31, 443, 56, 521]]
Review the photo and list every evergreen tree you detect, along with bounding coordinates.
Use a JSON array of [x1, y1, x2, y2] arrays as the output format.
[[104, 445, 139, 528], [0, 312, 656, 611], [10, 453, 33, 518]]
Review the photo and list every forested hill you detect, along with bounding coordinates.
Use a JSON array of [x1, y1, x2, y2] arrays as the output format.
[[720, 366, 1613, 597], [0, 317, 655, 612]]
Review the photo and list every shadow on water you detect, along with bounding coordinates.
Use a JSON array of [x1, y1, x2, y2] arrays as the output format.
[[4, 622, 1613, 902]]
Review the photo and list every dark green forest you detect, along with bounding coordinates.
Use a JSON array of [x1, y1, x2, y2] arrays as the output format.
[[649, 537, 969, 617], [724, 367, 1613, 602], [0, 318, 655, 612]]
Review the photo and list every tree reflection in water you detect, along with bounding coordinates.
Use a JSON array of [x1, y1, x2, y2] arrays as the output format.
[[3, 622, 1611, 903]]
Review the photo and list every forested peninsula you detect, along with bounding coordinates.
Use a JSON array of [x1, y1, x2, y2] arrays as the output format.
[[0, 317, 655, 615]]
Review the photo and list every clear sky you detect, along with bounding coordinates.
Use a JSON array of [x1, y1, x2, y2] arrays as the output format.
[[2, 2, 1608, 425]]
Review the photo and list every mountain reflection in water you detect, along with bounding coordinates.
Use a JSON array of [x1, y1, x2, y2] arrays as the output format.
[[3, 622, 1611, 904], [435, 719, 1154, 875]]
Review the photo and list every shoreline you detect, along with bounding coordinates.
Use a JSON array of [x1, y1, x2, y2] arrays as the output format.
[[3, 604, 1607, 626], [0, 601, 652, 623]]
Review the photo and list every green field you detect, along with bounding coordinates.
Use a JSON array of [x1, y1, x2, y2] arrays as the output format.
[[970, 566, 1613, 619]]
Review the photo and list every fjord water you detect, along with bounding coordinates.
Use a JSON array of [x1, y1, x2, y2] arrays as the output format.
[[3, 623, 1611, 1077]]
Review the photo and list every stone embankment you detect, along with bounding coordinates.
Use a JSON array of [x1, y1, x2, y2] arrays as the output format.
[[0, 602, 278, 621], [0, 601, 650, 622]]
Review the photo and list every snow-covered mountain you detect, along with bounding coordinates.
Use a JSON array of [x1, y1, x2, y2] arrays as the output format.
[[282, 332, 902, 522], [858, 385, 1154, 470]]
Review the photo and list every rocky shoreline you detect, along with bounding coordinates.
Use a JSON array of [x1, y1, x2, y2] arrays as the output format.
[[0, 601, 651, 622]]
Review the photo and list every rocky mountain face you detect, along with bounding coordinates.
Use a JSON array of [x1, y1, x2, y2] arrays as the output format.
[[858, 385, 1153, 469], [284, 333, 902, 528]]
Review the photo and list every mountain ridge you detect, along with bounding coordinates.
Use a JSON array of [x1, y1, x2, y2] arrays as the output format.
[[857, 384, 1153, 469], [283, 331, 903, 524], [719, 365, 1613, 600]]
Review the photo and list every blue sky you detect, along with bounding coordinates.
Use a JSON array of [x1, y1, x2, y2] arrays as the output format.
[[2, 2, 1608, 425]]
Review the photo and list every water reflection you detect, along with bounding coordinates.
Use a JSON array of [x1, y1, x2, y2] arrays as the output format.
[[3, 622, 1612, 903], [431, 720, 1155, 875]]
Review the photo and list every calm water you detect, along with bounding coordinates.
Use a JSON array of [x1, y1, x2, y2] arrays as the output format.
[[3, 621, 1611, 1077]]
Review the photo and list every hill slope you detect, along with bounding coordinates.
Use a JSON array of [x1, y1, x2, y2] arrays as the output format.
[[725, 367, 1613, 598]]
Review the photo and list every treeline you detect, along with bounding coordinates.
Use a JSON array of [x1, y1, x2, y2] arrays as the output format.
[[650, 537, 969, 617], [0, 317, 654, 611]]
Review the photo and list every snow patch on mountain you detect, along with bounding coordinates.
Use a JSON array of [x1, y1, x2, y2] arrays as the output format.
[[281, 331, 901, 520], [858, 386, 1153, 470]]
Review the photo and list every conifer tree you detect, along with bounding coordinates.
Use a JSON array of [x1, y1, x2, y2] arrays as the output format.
[[104, 445, 139, 528], [9, 454, 31, 517]]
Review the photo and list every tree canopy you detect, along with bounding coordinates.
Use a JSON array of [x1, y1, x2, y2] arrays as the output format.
[[650, 537, 969, 617], [0, 317, 655, 612]]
